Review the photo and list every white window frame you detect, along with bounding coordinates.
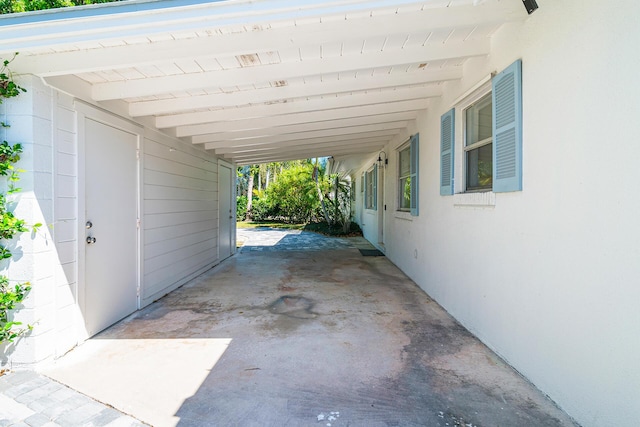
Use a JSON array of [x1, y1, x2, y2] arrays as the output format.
[[396, 134, 419, 216], [364, 166, 377, 211], [452, 80, 496, 206], [463, 91, 493, 193], [397, 142, 412, 212]]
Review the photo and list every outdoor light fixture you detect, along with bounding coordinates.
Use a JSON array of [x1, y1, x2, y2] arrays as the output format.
[[377, 151, 388, 168], [522, 0, 538, 14]]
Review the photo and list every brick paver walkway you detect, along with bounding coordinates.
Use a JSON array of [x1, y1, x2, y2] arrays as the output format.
[[0, 371, 146, 427], [237, 227, 355, 251]]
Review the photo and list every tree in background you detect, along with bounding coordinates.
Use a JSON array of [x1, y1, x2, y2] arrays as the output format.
[[313, 158, 331, 225], [236, 158, 355, 232], [325, 172, 353, 233], [1, 0, 117, 14], [262, 162, 319, 223], [245, 165, 258, 215]]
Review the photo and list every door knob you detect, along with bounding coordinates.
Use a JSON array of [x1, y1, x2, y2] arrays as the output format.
[[86, 221, 93, 229], [86, 236, 97, 244]]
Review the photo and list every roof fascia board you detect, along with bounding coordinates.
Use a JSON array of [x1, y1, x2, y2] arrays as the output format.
[[0, 0, 431, 51]]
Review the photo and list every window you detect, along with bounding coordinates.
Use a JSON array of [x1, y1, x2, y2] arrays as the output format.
[[397, 134, 419, 216], [398, 145, 411, 210], [440, 59, 522, 195], [464, 93, 493, 191], [365, 166, 377, 210]]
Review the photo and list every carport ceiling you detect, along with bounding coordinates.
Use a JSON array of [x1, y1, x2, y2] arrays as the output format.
[[0, 0, 526, 165]]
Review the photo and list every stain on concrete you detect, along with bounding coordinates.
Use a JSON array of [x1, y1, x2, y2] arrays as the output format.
[[268, 295, 317, 319], [55, 230, 577, 427]]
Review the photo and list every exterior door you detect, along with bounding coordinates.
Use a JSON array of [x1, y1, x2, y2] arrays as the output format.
[[84, 118, 138, 337], [218, 162, 233, 260]]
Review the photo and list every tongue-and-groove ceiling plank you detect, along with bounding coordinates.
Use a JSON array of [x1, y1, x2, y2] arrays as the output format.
[[218, 136, 391, 156], [205, 129, 400, 151], [176, 99, 429, 137], [155, 87, 435, 128], [200, 111, 417, 144], [216, 136, 392, 156], [201, 121, 408, 147], [0, 0, 527, 164], [128, 70, 450, 116], [90, 39, 489, 101], [6, 2, 517, 75], [232, 144, 387, 165]]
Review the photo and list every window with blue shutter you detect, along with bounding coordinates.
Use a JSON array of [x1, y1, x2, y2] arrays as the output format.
[[410, 134, 419, 216], [440, 109, 455, 195], [397, 134, 419, 215], [492, 59, 522, 192]]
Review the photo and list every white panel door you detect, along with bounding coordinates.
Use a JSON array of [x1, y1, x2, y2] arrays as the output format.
[[84, 119, 138, 337], [219, 163, 233, 260]]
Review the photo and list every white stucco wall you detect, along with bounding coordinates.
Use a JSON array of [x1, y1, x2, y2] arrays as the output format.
[[1, 77, 227, 367], [356, 1, 640, 426]]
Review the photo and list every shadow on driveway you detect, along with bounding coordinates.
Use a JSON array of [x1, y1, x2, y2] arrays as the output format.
[[42, 229, 576, 427]]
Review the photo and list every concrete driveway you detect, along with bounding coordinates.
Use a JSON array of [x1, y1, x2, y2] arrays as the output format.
[[42, 228, 576, 427]]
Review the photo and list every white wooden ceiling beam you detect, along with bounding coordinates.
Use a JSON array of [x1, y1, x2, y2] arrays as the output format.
[[130, 72, 448, 117], [179, 110, 417, 143], [6, 1, 522, 75], [203, 129, 399, 150], [197, 120, 406, 146], [176, 98, 427, 137], [232, 144, 385, 165], [228, 145, 384, 162], [156, 87, 433, 128], [214, 136, 390, 155], [190, 112, 415, 144], [92, 39, 488, 101], [201, 121, 405, 147]]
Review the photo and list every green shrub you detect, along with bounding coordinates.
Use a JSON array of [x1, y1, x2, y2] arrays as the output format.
[[236, 195, 247, 221], [303, 221, 362, 236], [265, 164, 318, 223], [0, 54, 33, 345], [250, 197, 275, 222]]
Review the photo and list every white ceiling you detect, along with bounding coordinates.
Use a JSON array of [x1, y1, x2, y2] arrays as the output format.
[[0, 0, 526, 165]]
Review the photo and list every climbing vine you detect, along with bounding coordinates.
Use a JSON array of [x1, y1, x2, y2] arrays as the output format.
[[0, 53, 35, 344]]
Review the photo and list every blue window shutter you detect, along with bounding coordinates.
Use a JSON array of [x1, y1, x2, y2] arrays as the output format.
[[410, 134, 419, 216], [373, 165, 378, 210], [492, 59, 523, 192], [440, 109, 455, 195]]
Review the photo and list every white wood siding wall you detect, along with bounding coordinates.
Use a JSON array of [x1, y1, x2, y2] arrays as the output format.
[[141, 130, 219, 306]]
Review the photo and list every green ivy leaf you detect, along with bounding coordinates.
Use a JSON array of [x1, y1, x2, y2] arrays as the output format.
[[0, 53, 33, 345]]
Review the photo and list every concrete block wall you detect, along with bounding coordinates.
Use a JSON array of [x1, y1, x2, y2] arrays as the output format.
[[0, 75, 61, 366], [52, 94, 80, 358]]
